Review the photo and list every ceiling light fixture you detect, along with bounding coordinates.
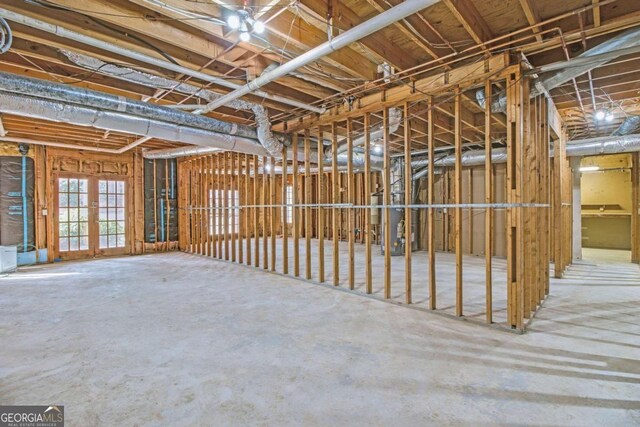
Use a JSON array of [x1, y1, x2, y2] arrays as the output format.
[[605, 111, 614, 122], [373, 144, 383, 154], [594, 110, 606, 121], [226, 9, 266, 42], [579, 165, 600, 172]]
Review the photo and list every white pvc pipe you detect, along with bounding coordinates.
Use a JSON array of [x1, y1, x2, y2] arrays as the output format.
[[195, 0, 441, 114], [0, 7, 324, 114]]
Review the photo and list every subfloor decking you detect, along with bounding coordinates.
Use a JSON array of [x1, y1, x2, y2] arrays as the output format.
[[1, 252, 639, 425]]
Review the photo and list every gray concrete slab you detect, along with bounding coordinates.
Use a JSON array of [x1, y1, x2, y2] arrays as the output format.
[[1, 251, 639, 426]]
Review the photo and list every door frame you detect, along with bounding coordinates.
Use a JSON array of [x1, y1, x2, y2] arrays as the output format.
[[53, 172, 131, 260]]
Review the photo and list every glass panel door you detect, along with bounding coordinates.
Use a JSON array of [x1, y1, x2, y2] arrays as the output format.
[[55, 176, 128, 259], [98, 179, 127, 252], [57, 177, 90, 257]]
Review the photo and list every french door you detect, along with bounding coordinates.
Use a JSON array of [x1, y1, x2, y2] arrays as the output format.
[[55, 175, 128, 260]]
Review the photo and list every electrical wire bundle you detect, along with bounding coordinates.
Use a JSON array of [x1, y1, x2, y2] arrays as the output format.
[[0, 17, 12, 54]]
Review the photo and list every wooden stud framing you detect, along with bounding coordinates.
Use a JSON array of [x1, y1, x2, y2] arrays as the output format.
[[262, 156, 268, 270], [484, 80, 493, 323], [383, 108, 391, 299], [237, 154, 243, 264], [245, 153, 251, 265], [282, 145, 289, 275], [454, 88, 463, 317], [364, 113, 373, 294], [317, 127, 325, 283], [305, 131, 312, 280], [404, 102, 412, 305], [331, 122, 340, 286], [223, 153, 230, 261], [270, 156, 276, 272], [254, 155, 260, 267], [427, 97, 436, 309], [347, 118, 355, 290], [632, 152, 640, 263], [292, 134, 300, 277]]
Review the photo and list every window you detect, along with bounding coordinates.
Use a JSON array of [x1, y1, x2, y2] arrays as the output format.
[[58, 178, 89, 252], [285, 185, 293, 224], [209, 189, 239, 235]]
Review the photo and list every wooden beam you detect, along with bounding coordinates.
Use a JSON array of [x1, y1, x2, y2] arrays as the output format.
[[632, 152, 639, 263], [275, 54, 507, 133], [223, 153, 229, 261], [484, 80, 493, 324], [254, 155, 260, 267], [364, 113, 373, 294], [263, 156, 268, 270], [442, 0, 493, 45], [404, 102, 412, 305], [245, 153, 251, 265], [592, 0, 601, 27], [347, 118, 355, 290], [454, 88, 463, 317], [332, 122, 340, 286], [282, 146, 289, 275], [518, 0, 543, 42], [305, 131, 312, 280], [427, 98, 436, 310], [231, 153, 237, 263], [317, 128, 325, 283], [292, 135, 300, 277], [383, 108, 391, 299]]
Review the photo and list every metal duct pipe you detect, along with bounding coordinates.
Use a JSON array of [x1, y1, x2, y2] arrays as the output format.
[[0, 7, 323, 114], [194, 0, 442, 114], [613, 116, 640, 136], [61, 50, 288, 158], [0, 71, 259, 140], [538, 27, 640, 94], [565, 133, 640, 156], [409, 133, 640, 179], [143, 146, 221, 159], [0, 91, 269, 156], [476, 26, 640, 112]]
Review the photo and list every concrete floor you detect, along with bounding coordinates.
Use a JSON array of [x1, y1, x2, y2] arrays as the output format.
[[1, 251, 639, 426]]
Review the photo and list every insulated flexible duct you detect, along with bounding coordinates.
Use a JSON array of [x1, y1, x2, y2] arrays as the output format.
[[0, 91, 269, 156]]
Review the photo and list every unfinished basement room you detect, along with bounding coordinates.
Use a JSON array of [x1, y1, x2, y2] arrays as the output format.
[[0, 0, 639, 425]]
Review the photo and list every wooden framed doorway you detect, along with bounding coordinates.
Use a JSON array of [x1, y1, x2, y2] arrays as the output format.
[[54, 174, 129, 260]]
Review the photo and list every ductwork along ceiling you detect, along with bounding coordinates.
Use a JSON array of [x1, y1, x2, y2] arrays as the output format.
[[0, 1, 637, 169]]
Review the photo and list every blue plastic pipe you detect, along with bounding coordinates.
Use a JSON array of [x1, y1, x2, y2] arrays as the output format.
[[159, 198, 165, 243], [21, 155, 27, 253]]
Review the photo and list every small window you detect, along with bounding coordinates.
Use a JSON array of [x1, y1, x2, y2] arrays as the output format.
[[285, 185, 293, 224]]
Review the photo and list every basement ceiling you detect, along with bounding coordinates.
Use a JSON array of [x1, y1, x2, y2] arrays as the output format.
[[0, 0, 639, 150]]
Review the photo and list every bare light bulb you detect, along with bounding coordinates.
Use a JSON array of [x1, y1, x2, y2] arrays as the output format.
[[605, 112, 614, 122], [227, 14, 240, 29], [594, 110, 605, 121], [239, 31, 251, 42], [265, 164, 272, 172], [373, 144, 383, 154], [253, 20, 265, 34]]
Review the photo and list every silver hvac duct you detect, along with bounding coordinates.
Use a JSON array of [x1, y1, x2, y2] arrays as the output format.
[[409, 133, 640, 179], [0, 7, 324, 114], [476, 26, 640, 112], [565, 133, 640, 157], [613, 116, 640, 136], [143, 146, 221, 159], [0, 91, 269, 156], [194, 0, 442, 114], [0, 71, 259, 140], [60, 50, 289, 158]]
